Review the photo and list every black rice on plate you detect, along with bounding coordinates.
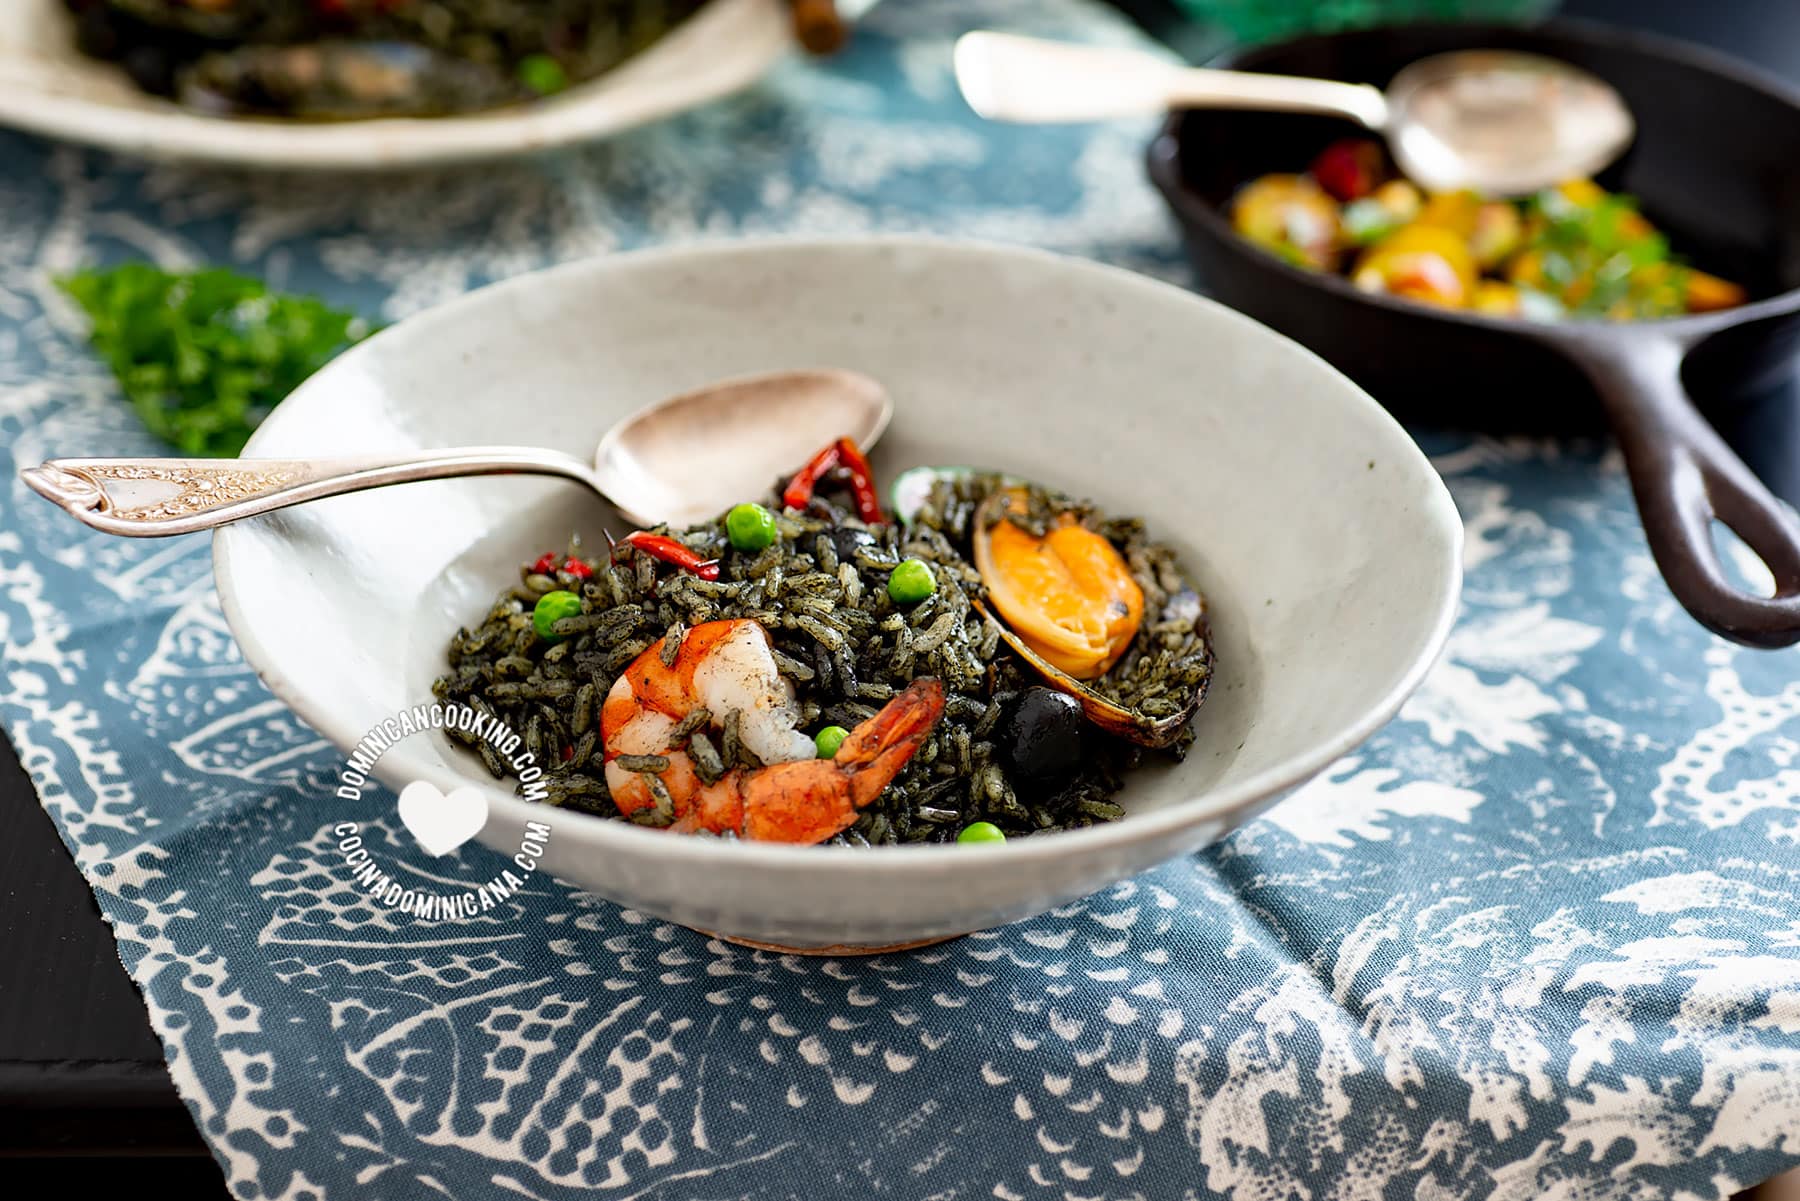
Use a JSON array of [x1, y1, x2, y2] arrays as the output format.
[[432, 457, 1213, 846], [65, 0, 708, 118]]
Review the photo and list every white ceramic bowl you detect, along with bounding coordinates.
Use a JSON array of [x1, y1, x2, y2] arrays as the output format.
[[0, 0, 787, 169], [215, 238, 1462, 951]]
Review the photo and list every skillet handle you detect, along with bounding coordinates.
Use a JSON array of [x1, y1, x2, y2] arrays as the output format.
[[1566, 334, 1800, 648]]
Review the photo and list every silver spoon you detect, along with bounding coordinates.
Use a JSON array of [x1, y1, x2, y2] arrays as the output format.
[[19, 368, 891, 538], [953, 32, 1635, 197]]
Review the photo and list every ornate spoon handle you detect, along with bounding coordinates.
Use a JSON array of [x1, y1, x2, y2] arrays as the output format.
[[19, 448, 601, 538]]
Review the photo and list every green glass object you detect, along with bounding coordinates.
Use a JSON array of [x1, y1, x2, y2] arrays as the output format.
[[1173, 0, 1557, 45]]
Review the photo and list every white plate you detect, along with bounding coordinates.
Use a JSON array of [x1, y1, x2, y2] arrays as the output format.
[[214, 237, 1463, 950], [0, 0, 789, 169]]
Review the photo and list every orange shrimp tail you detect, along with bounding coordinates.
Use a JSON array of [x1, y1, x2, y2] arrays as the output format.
[[834, 678, 947, 808], [732, 678, 948, 844]]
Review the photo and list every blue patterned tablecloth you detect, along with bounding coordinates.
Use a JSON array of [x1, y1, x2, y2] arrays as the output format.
[[3, 2, 1800, 1198]]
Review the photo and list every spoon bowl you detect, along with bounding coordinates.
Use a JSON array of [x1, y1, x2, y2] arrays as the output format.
[[1384, 49, 1634, 194], [20, 367, 892, 538], [953, 31, 1633, 196], [594, 368, 890, 527]]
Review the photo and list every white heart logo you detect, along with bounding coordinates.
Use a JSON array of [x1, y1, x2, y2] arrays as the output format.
[[397, 780, 488, 857]]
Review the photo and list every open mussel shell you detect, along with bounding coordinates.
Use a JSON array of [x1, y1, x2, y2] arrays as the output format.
[[970, 489, 1212, 749], [893, 466, 1213, 750]]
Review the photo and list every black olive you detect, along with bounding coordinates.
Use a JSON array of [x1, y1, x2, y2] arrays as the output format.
[[122, 44, 180, 96], [1003, 687, 1085, 784], [829, 526, 890, 565]]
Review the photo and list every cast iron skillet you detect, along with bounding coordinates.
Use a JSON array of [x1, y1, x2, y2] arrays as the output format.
[[1148, 20, 1800, 648]]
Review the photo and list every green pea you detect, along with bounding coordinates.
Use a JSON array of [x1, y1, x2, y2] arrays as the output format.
[[957, 821, 1006, 845], [814, 725, 850, 759], [517, 54, 568, 96], [726, 502, 778, 553], [532, 590, 583, 640], [887, 558, 937, 605]]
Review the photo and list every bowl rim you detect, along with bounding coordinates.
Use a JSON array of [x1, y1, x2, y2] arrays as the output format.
[[214, 234, 1464, 875], [0, 0, 788, 170], [1147, 15, 1800, 337]]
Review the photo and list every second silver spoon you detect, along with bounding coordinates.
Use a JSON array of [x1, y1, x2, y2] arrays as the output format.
[[954, 32, 1635, 197]]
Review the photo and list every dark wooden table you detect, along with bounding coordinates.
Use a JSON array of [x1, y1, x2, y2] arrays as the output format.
[[4, 0, 1798, 1192]]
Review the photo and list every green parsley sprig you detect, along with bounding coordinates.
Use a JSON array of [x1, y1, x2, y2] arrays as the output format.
[[58, 263, 374, 456], [1523, 189, 1687, 319]]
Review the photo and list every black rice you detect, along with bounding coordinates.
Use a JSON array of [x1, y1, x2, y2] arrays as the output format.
[[433, 472, 1210, 842], [75, 1, 708, 117]]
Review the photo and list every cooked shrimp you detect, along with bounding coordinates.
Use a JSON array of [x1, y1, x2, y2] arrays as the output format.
[[600, 619, 947, 843]]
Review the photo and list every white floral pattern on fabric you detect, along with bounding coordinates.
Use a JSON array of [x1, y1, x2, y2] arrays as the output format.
[[1, 3, 1798, 1199]]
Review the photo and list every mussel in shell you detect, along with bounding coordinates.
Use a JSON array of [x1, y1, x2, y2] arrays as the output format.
[[894, 467, 1213, 749], [974, 486, 1144, 680], [177, 41, 523, 120]]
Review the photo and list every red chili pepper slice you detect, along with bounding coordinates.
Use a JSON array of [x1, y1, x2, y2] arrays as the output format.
[[782, 442, 841, 512], [834, 437, 885, 525], [781, 437, 884, 524], [620, 531, 721, 581], [531, 551, 559, 575], [562, 557, 593, 579]]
